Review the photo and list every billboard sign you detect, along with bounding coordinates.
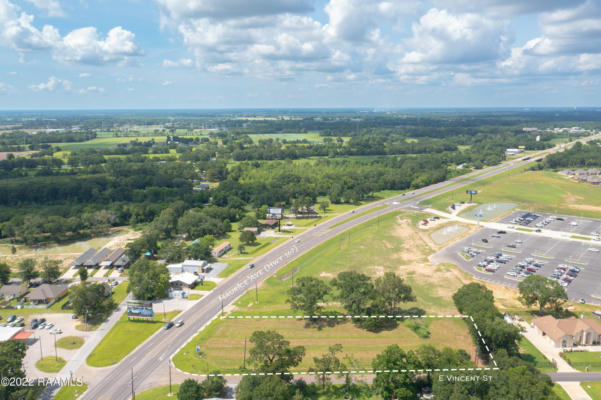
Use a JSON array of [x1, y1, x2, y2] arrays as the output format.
[[127, 300, 154, 319], [466, 190, 478, 195]]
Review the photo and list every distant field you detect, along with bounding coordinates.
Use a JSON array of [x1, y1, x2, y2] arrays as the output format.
[[247, 133, 323, 143], [51, 136, 168, 151], [422, 169, 601, 219]]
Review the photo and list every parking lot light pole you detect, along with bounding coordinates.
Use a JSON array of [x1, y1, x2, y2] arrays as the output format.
[[54, 333, 58, 361], [38, 336, 42, 359]]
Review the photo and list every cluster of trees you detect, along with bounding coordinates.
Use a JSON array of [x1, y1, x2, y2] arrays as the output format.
[[0, 340, 45, 399], [177, 376, 227, 400], [127, 259, 170, 300], [518, 275, 568, 315], [287, 271, 414, 330], [543, 142, 601, 169], [0, 258, 62, 287], [446, 283, 560, 399]]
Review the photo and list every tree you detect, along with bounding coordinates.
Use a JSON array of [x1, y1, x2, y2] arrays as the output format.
[[18, 258, 38, 286], [372, 345, 422, 400], [240, 230, 257, 246], [78, 267, 88, 282], [249, 330, 305, 379], [71, 283, 115, 322], [186, 241, 213, 261], [519, 275, 568, 314], [311, 344, 345, 389], [178, 379, 201, 400], [238, 243, 246, 254], [128, 259, 170, 300], [286, 276, 329, 316], [330, 271, 374, 315], [239, 215, 259, 230], [40, 258, 61, 283], [0, 340, 27, 399], [236, 376, 293, 400], [0, 262, 10, 285], [158, 240, 186, 263], [318, 200, 329, 214], [374, 272, 414, 314], [126, 231, 159, 259], [199, 374, 227, 398]]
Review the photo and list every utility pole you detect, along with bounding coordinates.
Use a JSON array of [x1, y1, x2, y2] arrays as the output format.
[[38, 336, 43, 359], [221, 298, 224, 315], [255, 281, 258, 302], [54, 333, 58, 361], [131, 368, 135, 400], [162, 301, 166, 321], [243, 338, 247, 369]]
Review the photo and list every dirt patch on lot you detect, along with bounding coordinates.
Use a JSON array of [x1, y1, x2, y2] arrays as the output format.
[[0, 151, 38, 160]]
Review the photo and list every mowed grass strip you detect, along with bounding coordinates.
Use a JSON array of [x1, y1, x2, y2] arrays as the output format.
[[581, 382, 601, 400], [53, 383, 88, 400], [329, 204, 388, 229], [136, 384, 181, 400], [422, 169, 601, 219], [563, 351, 601, 372], [173, 318, 473, 374], [518, 337, 557, 372], [87, 310, 181, 367]]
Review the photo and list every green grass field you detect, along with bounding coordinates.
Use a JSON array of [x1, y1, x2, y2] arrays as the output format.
[[135, 384, 181, 400], [56, 336, 84, 350], [194, 280, 216, 291], [53, 383, 88, 400], [174, 211, 478, 374], [518, 337, 557, 372], [422, 169, 601, 219], [218, 259, 250, 278], [51, 136, 168, 151], [86, 310, 180, 367], [553, 384, 572, 400], [563, 351, 601, 371], [36, 357, 66, 373], [582, 382, 601, 400], [329, 204, 388, 229], [248, 133, 323, 143]]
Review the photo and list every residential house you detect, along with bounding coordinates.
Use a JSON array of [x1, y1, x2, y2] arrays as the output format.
[[212, 242, 231, 258], [0, 285, 27, 301], [533, 315, 601, 347], [193, 183, 210, 191], [84, 247, 111, 268], [99, 248, 130, 268], [25, 283, 69, 305], [71, 248, 97, 267], [243, 227, 259, 234], [261, 219, 280, 229]]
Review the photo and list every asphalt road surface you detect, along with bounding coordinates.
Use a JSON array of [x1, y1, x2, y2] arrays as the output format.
[[82, 135, 601, 400]]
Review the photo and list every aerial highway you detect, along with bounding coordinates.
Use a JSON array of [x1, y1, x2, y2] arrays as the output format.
[[82, 133, 600, 400]]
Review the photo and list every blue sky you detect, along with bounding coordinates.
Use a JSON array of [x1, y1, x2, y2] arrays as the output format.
[[1, 0, 601, 109]]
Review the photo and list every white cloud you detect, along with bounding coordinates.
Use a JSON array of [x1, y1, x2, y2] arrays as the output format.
[[432, 0, 584, 17], [161, 80, 173, 86], [0, 82, 12, 93], [24, 0, 64, 17], [402, 8, 509, 65], [0, 0, 142, 65], [156, 0, 314, 21], [29, 76, 71, 91], [162, 58, 193, 67], [78, 72, 91, 78], [78, 86, 104, 94]]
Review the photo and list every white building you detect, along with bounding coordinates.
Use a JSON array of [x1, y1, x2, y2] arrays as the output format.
[[169, 272, 199, 290], [505, 148, 523, 156], [166, 260, 207, 274]]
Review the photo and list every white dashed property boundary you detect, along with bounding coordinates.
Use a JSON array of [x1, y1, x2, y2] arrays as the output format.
[[176, 314, 499, 378]]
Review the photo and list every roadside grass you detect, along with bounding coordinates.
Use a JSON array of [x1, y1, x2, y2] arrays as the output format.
[[581, 382, 601, 400], [36, 356, 66, 373], [86, 310, 181, 367], [174, 211, 478, 374], [188, 294, 203, 300], [562, 351, 601, 371], [218, 259, 249, 278], [421, 169, 601, 219], [56, 336, 84, 350], [329, 204, 388, 229], [53, 382, 88, 400], [572, 235, 591, 241], [172, 317, 473, 374], [552, 384, 572, 400], [216, 229, 288, 259], [111, 281, 129, 305], [518, 337, 557, 372], [194, 280, 216, 291], [135, 384, 181, 400]]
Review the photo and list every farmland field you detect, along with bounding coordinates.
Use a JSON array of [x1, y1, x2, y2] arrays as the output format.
[[51, 136, 168, 151], [248, 133, 323, 143]]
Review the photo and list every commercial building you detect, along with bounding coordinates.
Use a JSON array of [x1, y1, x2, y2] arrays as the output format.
[[505, 148, 523, 156], [169, 272, 199, 290], [25, 283, 69, 305], [99, 248, 130, 268], [533, 315, 601, 347], [167, 260, 207, 274], [71, 248, 97, 267], [0, 284, 27, 300], [212, 242, 231, 258]]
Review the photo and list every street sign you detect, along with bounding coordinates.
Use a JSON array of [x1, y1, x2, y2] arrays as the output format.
[[466, 190, 478, 195], [196, 345, 201, 354]]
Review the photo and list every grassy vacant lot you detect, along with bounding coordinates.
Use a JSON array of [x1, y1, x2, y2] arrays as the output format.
[[582, 382, 601, 400], [56, 336, 84, 350], [194, 280, 216, 291], [36, 356, 66, 373], [136, 384, 181, 400], [173, 317, 473, 373], [86, 310, 180, 367], [422, 169, 601, 219], [174, 211, 480, 374], [518, 337, 557, 372], [53, 383, 88, 400], [563, 351, 601, 372], [329, 204, 388, 229], [218, 259, 249, 278]]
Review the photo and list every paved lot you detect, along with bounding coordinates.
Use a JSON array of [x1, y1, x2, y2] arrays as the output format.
[[499, 210, 601, 237], [434, 228, 601, 304], [23, 313, 93, 378]]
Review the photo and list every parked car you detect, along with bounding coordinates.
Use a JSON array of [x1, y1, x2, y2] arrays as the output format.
[[50, 328, 63, 335], [39, 322, 46, 329], [46, 322, 54, 329], [72, 314, 79, 319], [6, 315, 16, 323]]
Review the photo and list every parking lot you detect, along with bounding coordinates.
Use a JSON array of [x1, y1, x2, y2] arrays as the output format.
[[435, 228, 601, 304], [499, 210, 601, 238]]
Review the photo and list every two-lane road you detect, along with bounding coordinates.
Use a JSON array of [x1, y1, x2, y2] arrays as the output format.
[[82, 133, 600, 400]]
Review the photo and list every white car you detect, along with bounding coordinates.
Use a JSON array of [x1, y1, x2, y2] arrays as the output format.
[[45, 322, 54, 329], [175, 320, 184, 327], [50, 328, 62, 335], [588, 248, 600, 252]]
